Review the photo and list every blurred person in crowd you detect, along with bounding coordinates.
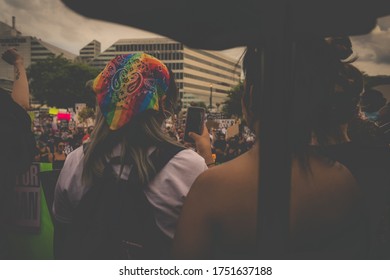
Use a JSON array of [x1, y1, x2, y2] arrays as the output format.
[[0, 48, 35, 258], [35, 139, 53, 163], [359, 89, 390, 145], [212, 132, 227, 164], [53, 53, 213, 259], [52, 141, 67, 169], [81, 126, 94, 144], [346, 89, 389, 146], [359, 88, 387, 122], [225, 135, 240, 161], [173, 37, 390, 259]]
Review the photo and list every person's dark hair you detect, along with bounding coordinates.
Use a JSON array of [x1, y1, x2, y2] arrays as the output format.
[[242, 37, 363, 160], [56, 141, 65, 148], [313, 61, 363, 145], [359, 88, 387, 113]]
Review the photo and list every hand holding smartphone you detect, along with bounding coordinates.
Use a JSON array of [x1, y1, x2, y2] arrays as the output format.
[[183, 106, 206, 143]]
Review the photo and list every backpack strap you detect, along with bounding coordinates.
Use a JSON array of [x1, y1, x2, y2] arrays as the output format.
[[149, 143, 185, 175], [111, 143, 185, 259]]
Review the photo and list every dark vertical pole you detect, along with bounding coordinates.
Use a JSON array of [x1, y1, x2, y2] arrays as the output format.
[[209, 84, 213, 111], [256, 0, 294, 259]]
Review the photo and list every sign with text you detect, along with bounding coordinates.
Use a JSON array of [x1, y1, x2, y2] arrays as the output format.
[[206, 112, 228, 120], [13, 163, 41, 232], [216, 119, 237, 130]]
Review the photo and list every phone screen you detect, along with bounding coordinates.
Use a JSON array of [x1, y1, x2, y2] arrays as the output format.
[[184, 107, 205, 143]]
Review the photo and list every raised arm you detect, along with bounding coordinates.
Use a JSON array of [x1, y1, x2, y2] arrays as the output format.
[[1, 48, 30, 109], [189, 124, 215, 167]]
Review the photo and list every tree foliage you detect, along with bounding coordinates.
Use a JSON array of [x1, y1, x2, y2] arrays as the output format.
[[222, 81, 244, 118], [77, 107, 95, 125], [364, 74, 390, 89], [189, 101, 207, 109], [28, 55, 100, 108]]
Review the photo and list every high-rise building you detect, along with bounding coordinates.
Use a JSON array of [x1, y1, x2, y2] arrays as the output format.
[[0, 17, 77, 81], [79, 40, 101, 63], [84, 38, 241, 109]]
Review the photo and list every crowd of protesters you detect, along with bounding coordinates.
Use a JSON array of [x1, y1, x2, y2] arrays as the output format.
[[31, 112, 94, 167], [168, 121, 256, 164], [31, 111, 254, 169]]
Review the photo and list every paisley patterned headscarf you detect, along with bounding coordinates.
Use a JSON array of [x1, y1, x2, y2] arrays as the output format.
[[92, 53, 170, 130]]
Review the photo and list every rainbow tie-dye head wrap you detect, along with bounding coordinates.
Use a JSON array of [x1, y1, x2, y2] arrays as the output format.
[[92, 53, 170, 130]]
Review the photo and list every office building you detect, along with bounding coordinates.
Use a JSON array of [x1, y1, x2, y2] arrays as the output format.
[[0, 17, 77, 81], [79, 40, 101, 63]]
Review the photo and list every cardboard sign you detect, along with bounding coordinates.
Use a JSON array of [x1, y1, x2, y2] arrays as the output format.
[[206, 120, 220, 131], [206, 112, 228, 120], [216, 119, 236, 130], [49, 107, 59, 115], [13, 163, 41, 232], [226, 123, 240, 139]]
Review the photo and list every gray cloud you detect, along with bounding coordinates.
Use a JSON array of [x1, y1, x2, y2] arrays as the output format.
[[4, 0, 38, 10], [351, 24, 390, 66]]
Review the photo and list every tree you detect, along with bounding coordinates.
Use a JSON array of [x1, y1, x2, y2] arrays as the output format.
[[189, 101, 207, 109], [363, 74, 390, 89], [28, 55, 100, 108], [78, 107, 95, 126], [222, 81, 244, 118]]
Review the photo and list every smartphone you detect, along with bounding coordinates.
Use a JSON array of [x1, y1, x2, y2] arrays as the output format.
[[184, 106, 205, 143]]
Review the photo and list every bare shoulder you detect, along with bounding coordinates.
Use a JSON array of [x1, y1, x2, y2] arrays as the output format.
[[194, 152, 256, 192], [187, 151, 258, 219]]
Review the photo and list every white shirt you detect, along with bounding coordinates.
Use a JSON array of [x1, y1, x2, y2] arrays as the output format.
[[53, 145, 208, 239]]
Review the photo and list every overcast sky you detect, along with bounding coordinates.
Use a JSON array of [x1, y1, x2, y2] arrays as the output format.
[[1, 0, 390, 76]]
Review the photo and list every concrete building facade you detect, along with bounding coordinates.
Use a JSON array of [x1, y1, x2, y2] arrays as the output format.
[[85, 38, 241, 109], [0, 18, 77, 82], [79, 40, 101, 63]]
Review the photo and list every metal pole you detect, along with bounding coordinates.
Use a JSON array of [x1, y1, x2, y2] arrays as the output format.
[[209, 84, 213, 111]]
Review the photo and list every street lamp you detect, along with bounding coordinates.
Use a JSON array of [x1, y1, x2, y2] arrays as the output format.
[[209, 84, 213, 111]]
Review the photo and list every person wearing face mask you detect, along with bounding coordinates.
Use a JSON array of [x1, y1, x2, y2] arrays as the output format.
[[52, 141, 67, 169], [360, 89, 387, 122]]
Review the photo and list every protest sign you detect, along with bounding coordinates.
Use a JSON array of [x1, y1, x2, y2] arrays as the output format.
[[216, 119, 236, 130], [226, 123, 240, 139], [13, 163, 41, 232], [206, 112, 228, 120], [49, 107, 59, 115]]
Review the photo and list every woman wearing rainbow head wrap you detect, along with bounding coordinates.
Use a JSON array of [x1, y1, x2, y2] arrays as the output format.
[[53, 53, 212, 259]]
